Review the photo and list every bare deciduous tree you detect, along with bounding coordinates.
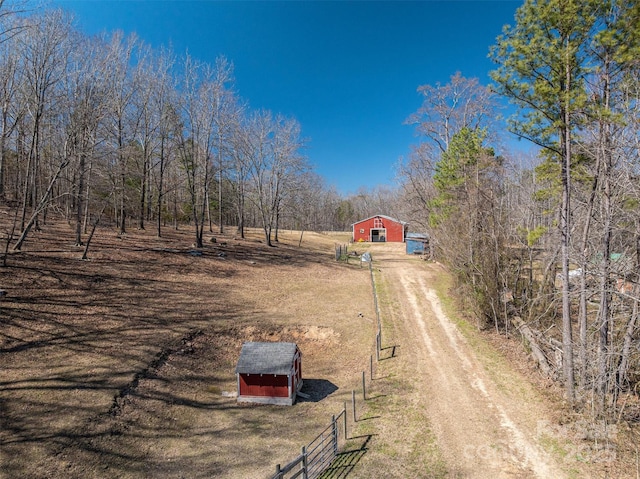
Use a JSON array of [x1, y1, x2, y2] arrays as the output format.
[[14, 9, 71, 245]]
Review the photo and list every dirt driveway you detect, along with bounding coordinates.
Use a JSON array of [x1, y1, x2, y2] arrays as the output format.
[[354, 243, 581, 478]]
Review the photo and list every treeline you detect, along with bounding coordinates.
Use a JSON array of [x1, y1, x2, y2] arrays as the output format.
[[0, 5, 403, 249], [399, 0, 640, 419]]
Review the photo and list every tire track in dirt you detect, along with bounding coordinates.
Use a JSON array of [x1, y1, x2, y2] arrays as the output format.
[[377, 247, 565, 478]]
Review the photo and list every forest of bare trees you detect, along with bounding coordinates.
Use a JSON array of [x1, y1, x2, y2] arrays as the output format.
[[0, 5, 400, 253], [400, 0, 640, 419]]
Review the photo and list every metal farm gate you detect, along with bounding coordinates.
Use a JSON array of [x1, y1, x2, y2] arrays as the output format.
[[270, 409, 346, 479]]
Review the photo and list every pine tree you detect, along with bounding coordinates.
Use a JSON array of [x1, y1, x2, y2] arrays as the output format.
[[490, 0, 600, 402]]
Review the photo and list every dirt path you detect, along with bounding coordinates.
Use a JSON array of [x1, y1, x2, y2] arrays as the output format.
[[371, 243, 567, 478]]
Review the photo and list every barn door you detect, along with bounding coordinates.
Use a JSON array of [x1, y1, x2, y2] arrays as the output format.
[[371, 228, 386, 242]]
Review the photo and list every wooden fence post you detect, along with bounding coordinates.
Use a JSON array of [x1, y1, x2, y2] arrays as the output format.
[[332, 415, 338, 455], [275, 464, 281, 478], [370, 355, 373, 380], [301, 445, 308, 479], [362, 371, 366, 400], [352, 390, 356, 422], [343, 403, 348, 440]]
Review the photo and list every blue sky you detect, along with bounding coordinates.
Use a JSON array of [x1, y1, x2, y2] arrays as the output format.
[[52, 0, 522, 195]]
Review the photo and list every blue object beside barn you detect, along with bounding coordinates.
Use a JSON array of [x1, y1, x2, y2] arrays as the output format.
[[406, 233, 430, 255]]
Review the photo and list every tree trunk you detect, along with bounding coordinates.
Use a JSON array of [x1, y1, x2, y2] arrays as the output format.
[[138, 145, 147, 230], [0, 112, 7, 199], [74, 152, 86, 246], [2, 205, 19, 267], [262, 221, 272, 247], [81, 202, 108, 260], [81, 216, 100, 261], [205, 189, 212, 233], [616, 293, 638, 392], [19, 130, 35, 232], [13, 160, 68, 251], [578, 160, 599, 388], [513, 316, 553, 377], [118, 119, 126, 235], [82, 156, 93, 234], [218, 156, 223, 234], [236, 182, 245, 239], [274, 199, 280, 243], [561, 111, 575, 402], [156, 136, 165, 238], [597, 59, 614, 413]]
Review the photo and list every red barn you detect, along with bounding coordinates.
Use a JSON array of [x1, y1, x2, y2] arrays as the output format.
[[235, 342, 302, 406], [352, 215, 408, 243]]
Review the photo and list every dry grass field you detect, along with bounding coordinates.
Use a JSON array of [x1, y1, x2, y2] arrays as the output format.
[[2, 211, 639, 479], [0, 216, 378, 479]]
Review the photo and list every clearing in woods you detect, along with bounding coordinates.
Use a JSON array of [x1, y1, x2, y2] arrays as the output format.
[[0, 219, 631, 478]]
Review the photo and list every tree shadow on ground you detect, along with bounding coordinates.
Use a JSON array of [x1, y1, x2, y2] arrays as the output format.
[[318, 434, 372, 479], [297, 379, 338, 402]]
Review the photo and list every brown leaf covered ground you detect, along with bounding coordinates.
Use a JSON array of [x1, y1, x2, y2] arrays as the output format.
[[0, 218, 375, 479]]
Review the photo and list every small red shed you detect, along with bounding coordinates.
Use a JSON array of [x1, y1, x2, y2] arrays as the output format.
[[235, 342, 302, 406], [352, 215, 408, 243]]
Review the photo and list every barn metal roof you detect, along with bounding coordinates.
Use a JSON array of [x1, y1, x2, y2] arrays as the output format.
[[235, 342, 299, 375], [351, 215, 408, 226]]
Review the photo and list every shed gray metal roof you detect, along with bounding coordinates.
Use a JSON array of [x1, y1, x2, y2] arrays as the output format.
[[406, 232, 429, 240], [235, 342, 299, 375]]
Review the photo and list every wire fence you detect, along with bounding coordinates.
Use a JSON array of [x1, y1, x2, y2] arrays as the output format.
[[334, 243, 348, 261], [269, 409, 347, 479], [369, 260, 382, 360], [269, 252, 383, 479], [334, 243, 370, 266]]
